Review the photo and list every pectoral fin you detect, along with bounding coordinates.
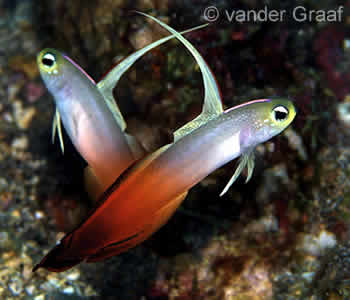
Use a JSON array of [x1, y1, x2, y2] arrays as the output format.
[[220, 150, 255, 196], [135, 12, 223, 142], [97, 22, 209, 132], [245, 151, 255, 183], [52, 108, 65, 154]]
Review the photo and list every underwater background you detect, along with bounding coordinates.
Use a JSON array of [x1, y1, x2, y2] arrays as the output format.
[[1, 0, 350, 299]]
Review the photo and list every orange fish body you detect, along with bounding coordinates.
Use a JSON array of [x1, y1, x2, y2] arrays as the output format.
[[33, 145, 189, 272]]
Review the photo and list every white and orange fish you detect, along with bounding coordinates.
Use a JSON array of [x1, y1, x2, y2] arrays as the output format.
[[37, 23, 207, 197], [33, 13, 296, 272]]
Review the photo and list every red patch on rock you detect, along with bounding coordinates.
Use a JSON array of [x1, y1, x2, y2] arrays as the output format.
[[314, 25, 350, 100]]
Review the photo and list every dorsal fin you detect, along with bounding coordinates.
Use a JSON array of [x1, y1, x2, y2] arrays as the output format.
[[124, 133, 146, 160], [136, 12, 223, 142], [97, 23, 209, 132]]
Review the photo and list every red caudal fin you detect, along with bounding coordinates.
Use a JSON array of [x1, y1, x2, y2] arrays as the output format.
[[32, 235, 83, 272]]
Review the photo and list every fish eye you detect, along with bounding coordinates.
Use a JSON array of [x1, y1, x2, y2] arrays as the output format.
[[42, 52, 56, 68], [272, 105, 289, 122]]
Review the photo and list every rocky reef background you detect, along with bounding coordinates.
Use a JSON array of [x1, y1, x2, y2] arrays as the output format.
[[1, 0, 350, 299]]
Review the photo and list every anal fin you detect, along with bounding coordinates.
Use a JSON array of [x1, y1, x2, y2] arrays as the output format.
[[84, 166, 105, 202]]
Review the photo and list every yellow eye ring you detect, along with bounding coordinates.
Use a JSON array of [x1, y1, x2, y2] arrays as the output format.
[[39, 51, 57, 73]]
